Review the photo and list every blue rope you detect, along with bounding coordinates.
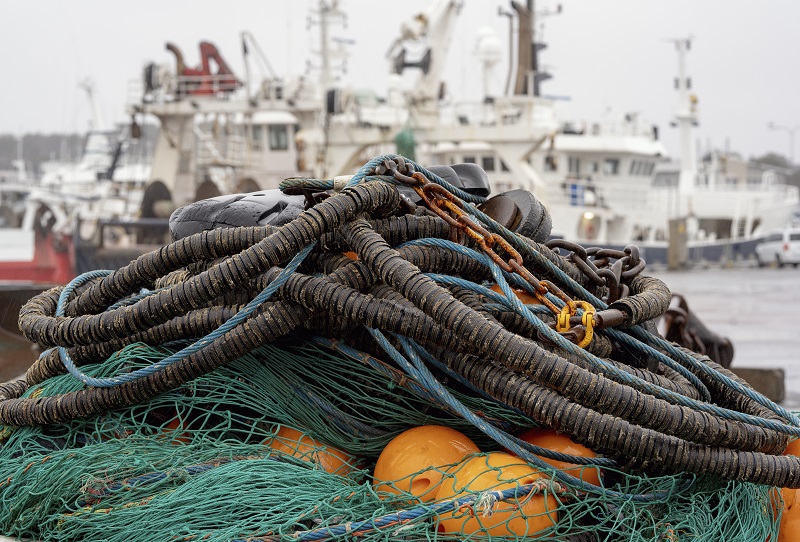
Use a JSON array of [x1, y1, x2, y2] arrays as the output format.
[[341, 152, 798, 427], [409, 337, 529, 414], [398, 237, 800, 435], [345, 153, 487, 203], [106, 286, 169, 311], [55, 243, 316, 388], [55, 270, 114, 317], [483, 302, 554, 316], [404, 239, 710, 403], [233, 479, 566, 542], [455, 203, 800, 427], [366, 327, 696, 505], [310, 337, 521, 433]]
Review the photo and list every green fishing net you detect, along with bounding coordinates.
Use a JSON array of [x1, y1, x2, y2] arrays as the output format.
[[0, 340, 783, 541]]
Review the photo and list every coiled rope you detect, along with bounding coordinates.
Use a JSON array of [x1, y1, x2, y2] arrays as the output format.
[[4, 154, 800, 490]]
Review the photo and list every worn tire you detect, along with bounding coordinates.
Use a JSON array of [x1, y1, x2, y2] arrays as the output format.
[[169, 190, 305, 241], [478, 189, 552, 243]]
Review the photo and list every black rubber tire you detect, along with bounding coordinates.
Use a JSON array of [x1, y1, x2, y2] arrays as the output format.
[[169, 190, 305, 241], [479, 189, 552, 243]]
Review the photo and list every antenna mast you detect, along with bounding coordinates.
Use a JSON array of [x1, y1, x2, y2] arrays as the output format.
[[308, 1, 348, 90], [670, 37, 698, 195], [79, 78, 107, 132]]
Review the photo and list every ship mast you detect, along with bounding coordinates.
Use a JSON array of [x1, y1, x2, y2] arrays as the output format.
[[670, 37, 698, 195], [509, 0, 560, 97], [308, 0, 348, 91], [79, 78, 107, 132]]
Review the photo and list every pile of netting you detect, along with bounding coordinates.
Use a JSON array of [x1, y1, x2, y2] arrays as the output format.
[[0, 155, 797, 541]]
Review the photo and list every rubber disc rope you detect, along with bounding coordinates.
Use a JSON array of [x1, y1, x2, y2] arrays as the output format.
[[0, 154, 796, 541]]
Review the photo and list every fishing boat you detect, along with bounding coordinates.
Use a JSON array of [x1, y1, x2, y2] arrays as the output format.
[[0, 80, 155, 284], [7, 0, 797, 283], [297, 2, 798, 265]]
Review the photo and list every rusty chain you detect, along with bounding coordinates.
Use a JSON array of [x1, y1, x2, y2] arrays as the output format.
[[546, 240, 646, 304], [367, 158, 632, 347]]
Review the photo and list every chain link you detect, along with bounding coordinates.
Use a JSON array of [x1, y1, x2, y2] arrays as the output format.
[[369, 158, 637, 347], [374, 159, 603, 335], [546, 240, 646, 303]]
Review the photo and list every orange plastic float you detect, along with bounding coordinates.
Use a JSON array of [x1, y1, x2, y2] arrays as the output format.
[[775, 440, 800, 541], [266, 426, 355, 476], [779, 487, 800, 542], [151, 407, 191, 445], [783, 438, 800, 457], [163, 416, 192, 445], [434, 452, 558, 537], [373, 425, 479, 501], [513, 427, 601, 486]]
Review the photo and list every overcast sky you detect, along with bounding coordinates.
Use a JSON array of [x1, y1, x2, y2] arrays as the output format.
[[2, 0, 799, 162]]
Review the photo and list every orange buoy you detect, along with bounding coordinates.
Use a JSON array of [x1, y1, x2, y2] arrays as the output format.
[[163, 416, 192, 445], [373, 425, 479, 502], [784, 439, 800, 457], [779, 487, 800, 542], [151, 407, 191, 445], [435, 452, 558, 537], [775, 441, 800, 541], [512, 427, 601, 486], [266, 426, 355, 476]]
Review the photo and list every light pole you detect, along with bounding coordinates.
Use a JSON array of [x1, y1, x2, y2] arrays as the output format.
[[768, 122, 800, 165]]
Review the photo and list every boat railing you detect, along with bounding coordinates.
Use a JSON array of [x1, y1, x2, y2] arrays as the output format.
[[131, 74, 241, 105], [557, 117, 659, 139], [194, 128, 248, 169], [545, 176, 650, 210], [659, 181, 800, 198], [439, 95, 549, 129]]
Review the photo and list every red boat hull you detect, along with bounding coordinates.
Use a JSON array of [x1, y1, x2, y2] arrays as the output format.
[[0, 231, 75, 285]]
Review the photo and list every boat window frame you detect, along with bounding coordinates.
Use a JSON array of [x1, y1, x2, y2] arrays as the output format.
[[268, 124, 289, 151], [603, 158, 620, 175], [251, 124, 264, 151], [568, 156, 581, 175]]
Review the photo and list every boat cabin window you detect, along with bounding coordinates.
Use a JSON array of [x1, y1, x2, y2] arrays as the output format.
[[603, 158, 620, 175], [544, 155, 557, 171], [500, 159, 510, 172], [482, 156, 495, 172], [568, 156, 581, 175], [589, 161, 599, 174], [631, 160, 655, 176], [463, 156, 476, 164], [269, 125, 289, 151], [251, 125, 264, 151]]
